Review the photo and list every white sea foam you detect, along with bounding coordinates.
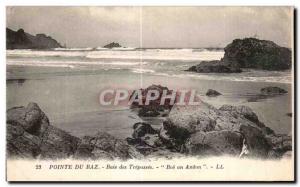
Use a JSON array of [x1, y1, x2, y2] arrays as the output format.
[[131, 68, 155, 74], [149, 72, 292, 84], [7, 49, 224, 61], [6, 49, 291, 84], [7, 60, 145, 67], [54, 47, 94, 51], [7, 50, 87, 58], [85, 50, 224, 61]]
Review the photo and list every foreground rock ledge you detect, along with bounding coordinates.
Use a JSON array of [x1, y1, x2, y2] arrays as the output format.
[[7, 102, 292, 160], [6, 102, 141, 160], [159, 101, 292, 158]]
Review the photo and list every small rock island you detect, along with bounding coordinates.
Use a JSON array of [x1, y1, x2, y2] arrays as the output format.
[[187, 38, 292, 73], [103, 42, 122, 48]]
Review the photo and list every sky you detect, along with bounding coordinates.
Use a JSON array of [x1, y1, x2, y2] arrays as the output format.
[[6, 6, 293, 48]]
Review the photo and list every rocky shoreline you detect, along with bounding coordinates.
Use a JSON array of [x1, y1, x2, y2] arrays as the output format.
[[7, 85, 292, 160]]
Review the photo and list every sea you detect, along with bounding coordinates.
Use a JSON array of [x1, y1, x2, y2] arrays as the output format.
[[6, 48, 293, 138]]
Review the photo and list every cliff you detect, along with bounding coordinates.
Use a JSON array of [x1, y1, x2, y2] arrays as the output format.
[[6, 28, 62, 49]]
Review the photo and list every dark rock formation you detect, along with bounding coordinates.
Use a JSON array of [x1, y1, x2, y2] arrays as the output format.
[[187, 38, 292, 73], [7, 101, 292, 160], [103, 42, 122, 48], [223, 38, 292, 70], [132, 122, 159, 138], [6, 28, 62, 49], [7, 103, 141, 160], [126, 122, 181, 156], [187, 60, 242, 73], [260, 86, 288, 95], [247, 87, 288, 102], [130, 85, 177, 117], [159, 100, 292, 158], [206, 89, 222, 97], [126, 122, 160, 155], [7, 103, 80, 159]]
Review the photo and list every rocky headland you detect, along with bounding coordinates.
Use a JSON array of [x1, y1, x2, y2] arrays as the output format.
[[187, 38, 292, 73], [6, 28, 62, 49], [7, 85, 292, 160]]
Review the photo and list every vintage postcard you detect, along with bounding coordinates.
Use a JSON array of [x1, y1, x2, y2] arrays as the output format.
[[6, 6, 294, 181]]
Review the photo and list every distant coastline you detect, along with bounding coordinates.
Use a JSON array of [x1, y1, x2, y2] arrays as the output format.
[[6, 28, 62, 49]]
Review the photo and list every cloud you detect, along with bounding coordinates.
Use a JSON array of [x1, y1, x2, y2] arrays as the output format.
[[6, 6, 293, 48]]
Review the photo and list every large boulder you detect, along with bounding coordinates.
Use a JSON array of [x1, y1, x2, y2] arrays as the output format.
[[161, 100, 292, 158], [206, 89, 222, 97], [6, 103, 80, 159], [7, 103, 145, 160], [187, 38, 292, 73], [223, 38, 292, 70], [130, 85, 177, 117]]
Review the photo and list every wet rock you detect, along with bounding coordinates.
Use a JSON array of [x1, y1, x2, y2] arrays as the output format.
[[206, 89, 222, 97], [6, 103, 80, 159], [138, 108, 161, 117], [260, 86, 288, 95], [187, 60, 242, 73], [130, 84, 177, 117], [132, 122, 159, 138]]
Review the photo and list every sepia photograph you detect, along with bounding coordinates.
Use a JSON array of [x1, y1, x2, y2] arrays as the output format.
[[5, 6, 294, 182]]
